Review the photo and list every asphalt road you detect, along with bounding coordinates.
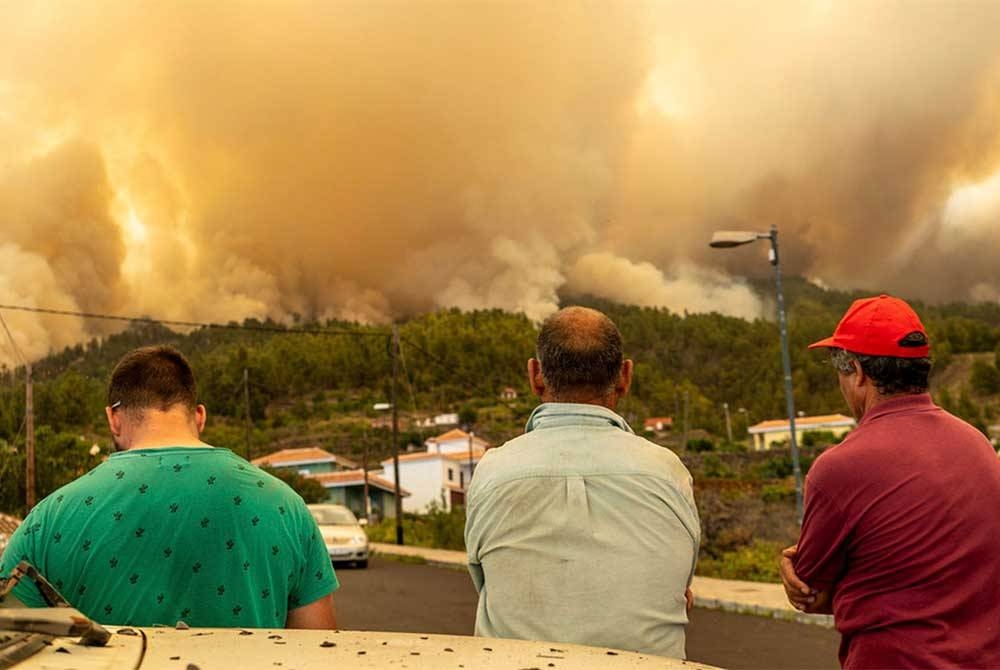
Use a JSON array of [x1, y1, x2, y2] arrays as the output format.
[[333, 557, 840, 670]]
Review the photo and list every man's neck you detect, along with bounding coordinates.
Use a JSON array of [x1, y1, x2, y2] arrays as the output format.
[[544, 393, 618, 411], [858, 390, 924, 420], [124, 439, 209, 451]]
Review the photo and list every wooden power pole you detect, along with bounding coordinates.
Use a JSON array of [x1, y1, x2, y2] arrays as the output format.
[[390, 325, 403, 545], [243, 368, 252, 461], [26, 362, 35, 512]]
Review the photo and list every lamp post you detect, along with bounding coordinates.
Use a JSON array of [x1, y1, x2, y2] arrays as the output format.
[[710, 225, 803, 523]]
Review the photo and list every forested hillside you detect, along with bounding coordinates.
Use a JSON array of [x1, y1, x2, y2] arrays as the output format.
[[3, 277, 1000, 518]]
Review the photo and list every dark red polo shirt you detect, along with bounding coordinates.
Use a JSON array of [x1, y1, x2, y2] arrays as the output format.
[[794, 394, 1000, 669]]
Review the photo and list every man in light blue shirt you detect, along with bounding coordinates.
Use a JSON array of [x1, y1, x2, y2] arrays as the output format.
[[465, 306, 700, 659]]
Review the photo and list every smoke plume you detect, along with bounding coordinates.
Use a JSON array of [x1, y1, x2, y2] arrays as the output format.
[[3, 1, 1000, 365]]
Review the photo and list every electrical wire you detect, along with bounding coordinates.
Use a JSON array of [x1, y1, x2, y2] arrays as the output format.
[[0, 303, 390, 338]]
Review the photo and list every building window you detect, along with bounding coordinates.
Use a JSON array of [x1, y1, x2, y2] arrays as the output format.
[[447, 468, 454, 481], [460, 471, 465, 488]]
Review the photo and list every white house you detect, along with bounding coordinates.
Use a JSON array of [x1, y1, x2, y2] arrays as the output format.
[[747, 414, 856, 451], [414, 413, 460, 429], [380, 428, 491, 512]]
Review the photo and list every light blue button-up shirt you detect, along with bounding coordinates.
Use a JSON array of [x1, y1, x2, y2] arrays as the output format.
[[465, 402, 700, 659]]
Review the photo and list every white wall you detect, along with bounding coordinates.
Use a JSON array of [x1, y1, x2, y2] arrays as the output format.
[[381, 458, 447, 513]]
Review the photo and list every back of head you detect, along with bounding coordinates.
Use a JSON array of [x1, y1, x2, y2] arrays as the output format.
[[536, 306, 623, 401], [108, 345, 198, 418]]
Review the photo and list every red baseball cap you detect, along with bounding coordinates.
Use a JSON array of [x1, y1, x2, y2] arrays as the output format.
[[808, 294, 930, 358]]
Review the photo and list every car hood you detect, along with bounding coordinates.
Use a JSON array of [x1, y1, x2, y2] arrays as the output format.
[[317, 525, 364, 542], [11, 627, 722, 669]]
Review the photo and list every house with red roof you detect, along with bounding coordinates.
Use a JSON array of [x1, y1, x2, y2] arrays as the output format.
[[252, 447, 406, 520]]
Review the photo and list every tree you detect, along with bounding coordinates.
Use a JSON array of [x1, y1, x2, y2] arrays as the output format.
[[262, 467, 328, 503], [971, 361, 1000, 396], [458, 405, 478, 430]]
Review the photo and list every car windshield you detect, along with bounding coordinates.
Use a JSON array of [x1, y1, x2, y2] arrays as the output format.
[[310, 507, 358, 525]]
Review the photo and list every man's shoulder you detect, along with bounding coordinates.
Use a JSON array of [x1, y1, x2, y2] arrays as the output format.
[[477, 426, 690, 486], [37, 461, 112, 504]]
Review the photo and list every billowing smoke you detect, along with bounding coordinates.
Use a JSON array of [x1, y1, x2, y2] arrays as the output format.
[[3, 1, 1000, 365]]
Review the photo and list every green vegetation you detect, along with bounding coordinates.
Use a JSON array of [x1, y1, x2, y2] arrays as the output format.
[[365, 506, 466, 551], [697, 539, 784, 583], [262, 467, 328, 503], [3, 279, 1000, 581]]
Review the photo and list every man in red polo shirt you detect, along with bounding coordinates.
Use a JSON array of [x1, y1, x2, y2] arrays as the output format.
[[780, 295, 1000, 668]]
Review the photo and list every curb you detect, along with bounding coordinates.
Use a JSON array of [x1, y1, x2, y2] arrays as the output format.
[[693, 597, 834, 628]]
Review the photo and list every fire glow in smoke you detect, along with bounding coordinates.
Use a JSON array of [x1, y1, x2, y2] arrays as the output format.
[[3, 1, 1000, 365]]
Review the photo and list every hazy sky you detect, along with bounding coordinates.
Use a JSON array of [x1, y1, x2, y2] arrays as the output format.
[[3, 1, 1000, 364]]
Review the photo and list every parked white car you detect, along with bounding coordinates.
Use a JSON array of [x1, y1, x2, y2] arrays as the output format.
[[307, 504, 369, 568]]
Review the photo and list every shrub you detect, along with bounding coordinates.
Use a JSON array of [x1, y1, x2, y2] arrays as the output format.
[[687, 438, 715, 453], [697, 539, 784, 583], [760, 483, 795, 503], [801, 430, 836, 448], [365, 504, 466, 551], [972, 361, 1000, 395], [702, 454, 735, 479], [753, 455, 793, 479]]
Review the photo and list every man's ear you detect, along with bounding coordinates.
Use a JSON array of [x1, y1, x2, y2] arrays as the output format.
[[106, 406, 122, 438], [527, 358, 546, 398], [194, 404, 208, 434], [617, 359, 634, 398], [850, 358, 867, 390]]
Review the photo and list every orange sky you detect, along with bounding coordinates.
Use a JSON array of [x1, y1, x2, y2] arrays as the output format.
[[3, 1, 1000, 363]]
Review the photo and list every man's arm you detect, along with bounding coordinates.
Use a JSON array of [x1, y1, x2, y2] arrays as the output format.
[[286, 593, 337, 629], [780, 545, 833, 614], [780, 474, 850, 615]]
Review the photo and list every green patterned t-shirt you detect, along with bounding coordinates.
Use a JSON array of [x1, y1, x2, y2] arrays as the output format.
[[0, 447, 338, 627]]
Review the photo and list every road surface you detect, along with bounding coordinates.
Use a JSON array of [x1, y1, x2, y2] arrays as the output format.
[[334, 557, 839, 670]]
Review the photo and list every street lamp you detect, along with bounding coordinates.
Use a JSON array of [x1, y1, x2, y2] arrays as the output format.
[[710, 225, 803, 523]]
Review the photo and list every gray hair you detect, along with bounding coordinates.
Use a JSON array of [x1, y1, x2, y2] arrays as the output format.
[[828, 348, 931, 395]]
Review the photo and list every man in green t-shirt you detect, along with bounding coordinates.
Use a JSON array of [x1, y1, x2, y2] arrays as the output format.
[[0, 345, 338, 628]]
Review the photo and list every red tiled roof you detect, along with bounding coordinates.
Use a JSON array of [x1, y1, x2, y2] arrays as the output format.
[[252, 447, 358, 469], [427, 428, 471, 443], [308, 469, 410, 497], [0, 513, 20, 537], [381, 448, 486, 465], [427, 428, 492, 448], [644, 417, 673, 428]]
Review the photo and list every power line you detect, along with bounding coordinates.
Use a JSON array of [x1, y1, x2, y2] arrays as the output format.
[[0, 310, 26, 367], [0, 303, 390, 339]]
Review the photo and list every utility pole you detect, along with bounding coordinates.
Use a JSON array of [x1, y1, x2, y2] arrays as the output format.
[[723, 402, 733, 443], [391, 325, 403, 545], [243, 368, 252, 461], [681, 390, 690, 451], [362, 431, 371, 523], [466, 430, 474, 503], [25, 362, 35, 512]]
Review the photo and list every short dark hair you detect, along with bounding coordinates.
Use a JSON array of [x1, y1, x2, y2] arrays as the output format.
[[830, 348, 932, 395], [108, 345, 198, 415], [536, 307, 624, 398]]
